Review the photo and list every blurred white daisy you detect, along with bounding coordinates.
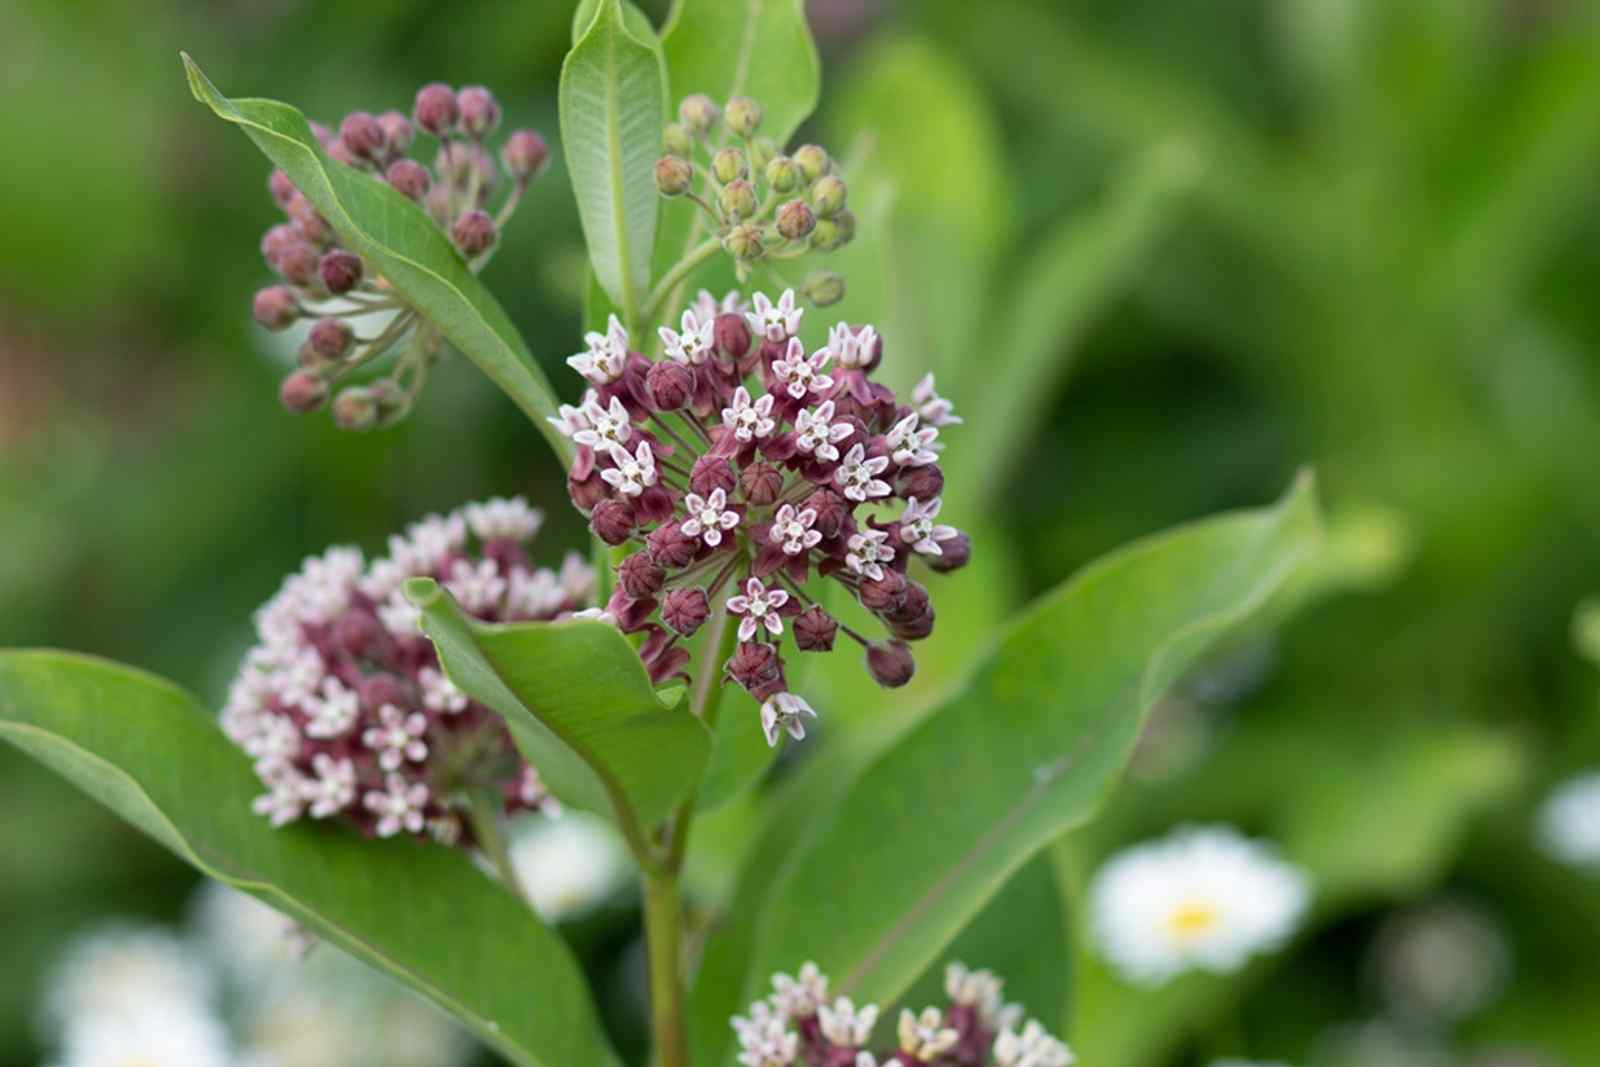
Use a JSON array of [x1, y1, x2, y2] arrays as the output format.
[[41, 924, 214, 1032], [48, 1004, 233, 1067], [1088, 825, 1311, 986], [509, 811, 632, 922], [1536, 771, 1600, 872], [190, 881, 314, 984]]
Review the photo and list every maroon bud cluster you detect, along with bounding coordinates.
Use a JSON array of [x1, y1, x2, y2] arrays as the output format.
[[246, 83, 548, 430]]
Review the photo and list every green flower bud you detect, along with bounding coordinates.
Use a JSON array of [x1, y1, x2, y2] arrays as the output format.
[[655, 155, 694, 197], [809, 208, 857, 253], [765, 155, 801, 193], [810, 174, 848, 218], [718, 178, 759, 221], [749, 136, 779, 171], [663, 122, 693, 158], [776, 199, 816, 240], [723, 222, 764, 261], [724, 95, 763, 138], [801, 269, 846, 307], [711, 147, 748, 185], [679, 94, 720, 135], [793, 143, 831, 182]]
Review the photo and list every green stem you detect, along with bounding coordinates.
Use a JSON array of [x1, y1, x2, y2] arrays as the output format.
[[644, 237, 723, 321], [643, 869, 689, 1067], [466, 788, 532, 911]]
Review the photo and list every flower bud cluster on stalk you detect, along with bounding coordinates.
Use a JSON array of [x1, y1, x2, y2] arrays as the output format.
[[223, 498, 590, 843], [251, 83, 549, 429], [732, 961, 1074, 1067], [551, 287, 969, 746], [658, 93, 851, 305]]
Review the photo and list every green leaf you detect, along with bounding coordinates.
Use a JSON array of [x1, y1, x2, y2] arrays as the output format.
[[0, 651, 620, 1067], [560, 0, 666, 326], [180, 55, 572, 465], [737, 474, 1323, 1017], [405, 578, 710, 850], [661, 0, 821, 147]]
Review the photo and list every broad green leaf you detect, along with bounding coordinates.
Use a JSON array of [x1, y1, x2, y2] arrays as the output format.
[[0, 651, 620, 1067], [737, 474, 1322, 1019], [405, 578, 710, 847], [661, 0, 821, 146], [181, 55, 572, 465], [560, 0, 665, 326]]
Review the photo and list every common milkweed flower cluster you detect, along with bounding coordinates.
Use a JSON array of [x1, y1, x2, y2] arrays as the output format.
[[552, 289, 970, 745], [251, 82, 548, 429], [1088, 825, 1312, 986], [731, 961, 1073, 1067], [223, 497, 589, 842]]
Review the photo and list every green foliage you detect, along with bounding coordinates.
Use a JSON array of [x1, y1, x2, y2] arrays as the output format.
[[661, 0, 821, 147], [0, 651, 619, 1067]]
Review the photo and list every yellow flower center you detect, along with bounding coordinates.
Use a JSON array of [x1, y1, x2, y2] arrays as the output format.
[[1165, 899, 1221, 942]]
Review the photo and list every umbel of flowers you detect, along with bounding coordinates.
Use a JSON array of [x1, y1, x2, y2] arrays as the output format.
[[732, 961, 1074, 1067], [552, 288, 969, 746], [223, 498, 591, 842], [251, 83, 548, 429]]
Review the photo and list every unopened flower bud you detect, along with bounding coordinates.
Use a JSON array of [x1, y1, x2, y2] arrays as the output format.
[[679, 94, 720, 134], [724, 95, 763, 138], [926, 531, 971, 572], [689, 455, 737, 498], [887, 582, 934, 639], [802, 489, 851, 539], [740, 461, 785, 505], [568, 468, 608, 511], [590, 499, 637, 546], [327, 140, 359, 168], [414, 82, 459, 135], [275, 241, 321, 286], [646, 522, 699, 568], [714, 312, 752, 362], [645, 360, 694, 411], [723, 223, 763, 261], [251, 286, 299, 330], [456, 86, 501, 138], [339, 111, 386, 161], [287, 194, 331, 244], [385, 158, 432, 201], [899, 463, 944, 501], [661, 587, 710, 637], [748, 136, 779, 171], [794, 607, 838, 652], [425, 183, 453, 226], [765, 156, 801, 193], [859, 569, 908, 613], [711, 147, 748, 185], [776, 199, 815, 240], [801, 269, 845, 307], [809, 209, 856, 252], [359, 673, 410, 712], [726, 641, 784, 700], [655, 155, 694, 197], [331, 386, 379, 430], [451, 210, 497, 257], [866, 640, 915, 688], [268, 169, 297, 209], [619, 551, 666, 598], [334, 608, 387, 658], [793, 143, 831, 182], [377, 110, 414, 153], [502, 129, 548, 181], [307, 317, 354, 359], [663, 122, 693, 158], [719, 178, 758, 220], [279, 371, 329, 414], [319, 249, 363, 294], [810, 174, 847, 218]]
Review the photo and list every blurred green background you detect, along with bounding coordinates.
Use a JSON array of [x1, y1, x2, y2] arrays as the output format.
[[3, 1, 1598, 1065]]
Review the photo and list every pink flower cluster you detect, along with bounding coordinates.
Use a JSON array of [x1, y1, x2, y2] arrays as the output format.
[[551, 289, 970, 746], [222, 498, 590, 843]]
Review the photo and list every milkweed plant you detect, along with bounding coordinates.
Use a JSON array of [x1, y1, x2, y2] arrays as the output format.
[[0, 4, 1356, 1067]]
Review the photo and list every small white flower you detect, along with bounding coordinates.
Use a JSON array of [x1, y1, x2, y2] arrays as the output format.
[[600, 440, 659, 497], [827, 321, 878, 370], [945, 961, 1005, 1021], [1089, 825, 1311, 986], [446, 557, 508, 614], [681, 487, 740, 548], [572, 394, 633, 451], [404, 512, 468, 570], [897, 1006, 959, 1061], [760, 692, 818, 747], [516, 765, 557, 811], [885, 412, 940, 468], [243, 712, 302, 763], [834, 443, 892, 503], [770, 960, 829, 1018], [846, 529, 895, 581], [53, 1009, 234, 1067], [817, 997, 878, 1047], [854, 1055, 878, 1067], [378, 591, 421, 637], [727, 577, 790, 641], [362, 704, 429, 771], [364, 774, 430, 838], [769, 504, 822, 556], [693, 288, 748, 323], [771, 337, 835, 401], [899, 497, 960, 556], [912, 372, 961, 426], [252, 765, 311, 827], [509, 812, 632, 923], [722, 386, 778, 442], [566, 313, 629, 385], [993, 1019, 1076, 1067], [746, 289, 802, 342], [659, 308, 714, 365], [546, 397, 591, 439], [303, 677, 360, 739], [303, 753, 357, 818], [464, 496, 543, 542], [1537, 770, 1600, 871], [571, 607, 619, 624], [44, 925, 214, 1031], [733, 1016, 798, 1067], [560, 551, 596, 601], [508, 567, 564, 618], [793, 400, 853, 462]]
